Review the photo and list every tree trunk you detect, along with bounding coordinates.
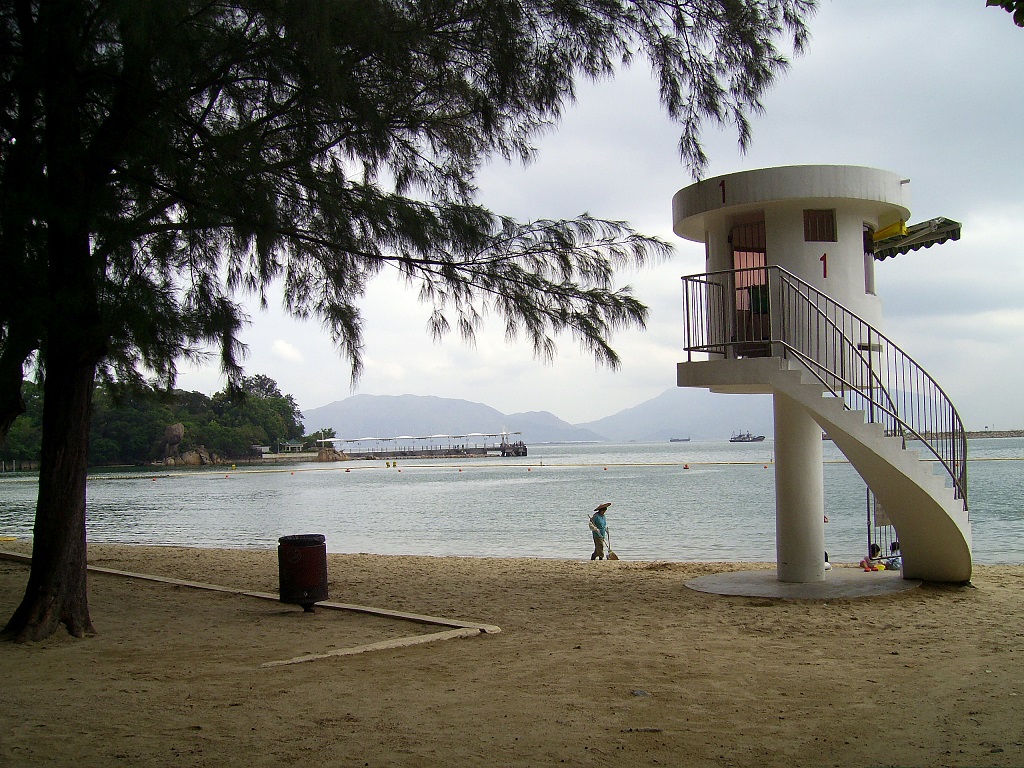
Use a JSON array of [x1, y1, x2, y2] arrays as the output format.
[[2, 349, 98, 642], [2, 190, 102, 642], [2, 0, 102, 642]]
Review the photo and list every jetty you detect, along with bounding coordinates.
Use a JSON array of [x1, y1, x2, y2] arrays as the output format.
[[319, 432, 527, 460]]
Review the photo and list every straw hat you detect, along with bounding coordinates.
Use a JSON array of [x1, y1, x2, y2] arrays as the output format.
[[594, 502, 611, 512]]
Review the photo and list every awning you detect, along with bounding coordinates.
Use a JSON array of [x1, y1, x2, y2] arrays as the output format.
[[872, 220, 907, 242], [873, 216, 961, 260]]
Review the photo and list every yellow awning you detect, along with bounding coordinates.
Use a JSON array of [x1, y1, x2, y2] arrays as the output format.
[[872, 220, 907, 242]]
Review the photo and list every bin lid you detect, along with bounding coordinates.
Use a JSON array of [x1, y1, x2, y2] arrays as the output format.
[[278, 534, 326, 545]]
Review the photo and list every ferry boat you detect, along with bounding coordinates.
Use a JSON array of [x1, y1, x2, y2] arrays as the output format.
[[729, 431, 765, 443]]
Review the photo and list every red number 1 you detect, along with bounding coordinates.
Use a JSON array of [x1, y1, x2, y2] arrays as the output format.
[[820, 252, 828, 279]]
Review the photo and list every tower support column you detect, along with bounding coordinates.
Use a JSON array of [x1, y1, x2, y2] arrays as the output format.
[[773, 392, 826, 582]]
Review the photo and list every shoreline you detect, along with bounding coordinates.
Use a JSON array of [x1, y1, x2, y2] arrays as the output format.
[[3, 431, 1023, 475], [2, 542, 1022, 766], [4, 537, 1022, 568]]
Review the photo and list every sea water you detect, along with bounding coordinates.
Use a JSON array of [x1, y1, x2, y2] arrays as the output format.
[[1, 439, 1022, 565]]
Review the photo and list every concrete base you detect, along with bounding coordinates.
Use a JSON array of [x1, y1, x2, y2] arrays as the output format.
[[686, 568, 921, 600]]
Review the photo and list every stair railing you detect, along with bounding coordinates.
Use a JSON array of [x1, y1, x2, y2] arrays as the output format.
[[680, 266, 968, 510]]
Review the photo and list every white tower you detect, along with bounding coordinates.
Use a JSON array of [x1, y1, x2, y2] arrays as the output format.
[[673, 165, 969, 584]]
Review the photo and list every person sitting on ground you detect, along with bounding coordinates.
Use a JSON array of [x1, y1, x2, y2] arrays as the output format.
[[824, 516, 831, 570], [859, 543, 883, 571], [885, 541, 902, 570]]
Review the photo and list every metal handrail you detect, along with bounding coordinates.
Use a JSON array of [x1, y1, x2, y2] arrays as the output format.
[[680, 265, 968, 511]]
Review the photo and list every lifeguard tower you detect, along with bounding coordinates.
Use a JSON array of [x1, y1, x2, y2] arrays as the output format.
[[674, 165, 970, 584]]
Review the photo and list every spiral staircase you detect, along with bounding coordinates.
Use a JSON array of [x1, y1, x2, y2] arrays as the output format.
[[679, 266, 972, 583]]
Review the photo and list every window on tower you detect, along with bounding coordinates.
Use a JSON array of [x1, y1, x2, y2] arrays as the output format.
[[803, 209, 837, 242]]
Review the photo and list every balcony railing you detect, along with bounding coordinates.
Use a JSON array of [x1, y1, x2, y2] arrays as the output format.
[[681, 266, 968, 511]]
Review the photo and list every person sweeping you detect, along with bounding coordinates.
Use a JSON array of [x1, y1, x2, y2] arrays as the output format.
[[589, 502, 612, 560]]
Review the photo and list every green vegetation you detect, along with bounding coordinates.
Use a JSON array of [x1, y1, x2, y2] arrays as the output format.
[[1, 376, 304, 466], [0, 380, 42, 465]]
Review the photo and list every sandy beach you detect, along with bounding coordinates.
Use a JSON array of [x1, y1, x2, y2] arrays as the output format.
[[1, 541, 1022, 767]]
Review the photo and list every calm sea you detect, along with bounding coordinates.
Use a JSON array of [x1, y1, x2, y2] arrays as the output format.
[[1, 439, 1022, 565]]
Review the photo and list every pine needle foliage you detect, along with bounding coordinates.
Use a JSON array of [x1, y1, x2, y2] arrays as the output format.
[[2, 0, 813, 413], [0, 0, 814, 640]]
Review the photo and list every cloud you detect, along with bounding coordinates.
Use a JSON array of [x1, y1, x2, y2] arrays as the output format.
[[271, 340, 305, 364], [171, 0, 1024, 431]]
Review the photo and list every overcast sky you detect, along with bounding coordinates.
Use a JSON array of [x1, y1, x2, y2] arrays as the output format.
[[175, 1, 1024, 431]]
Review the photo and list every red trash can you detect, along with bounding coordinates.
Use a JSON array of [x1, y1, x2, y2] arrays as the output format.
[[278, 534, 328, 611]]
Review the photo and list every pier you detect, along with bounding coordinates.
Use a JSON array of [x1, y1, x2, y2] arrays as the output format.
[[319, 432, 527, 460]]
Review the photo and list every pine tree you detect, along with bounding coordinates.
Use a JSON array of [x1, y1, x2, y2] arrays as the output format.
[[0, 0, 813, 641]]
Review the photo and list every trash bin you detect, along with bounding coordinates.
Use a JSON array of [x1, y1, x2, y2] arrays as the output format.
[[278, 534, 328, 611]]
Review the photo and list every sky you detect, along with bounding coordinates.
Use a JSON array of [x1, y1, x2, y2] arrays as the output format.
[[174, 1, 1024, 430]]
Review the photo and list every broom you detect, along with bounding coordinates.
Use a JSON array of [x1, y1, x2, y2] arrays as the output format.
[[605, 530, 619, 560]]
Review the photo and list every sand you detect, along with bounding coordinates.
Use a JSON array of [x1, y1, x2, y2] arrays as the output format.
[[1, 541, 1022, 767]]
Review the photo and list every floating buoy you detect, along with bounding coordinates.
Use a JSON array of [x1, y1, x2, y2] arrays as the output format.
[[603, 467, 608, 471], [345, 468, 351, 472], [528, 467, 532, 471], [683, 464, 689, 470], [290, 471, 294, 475], [225, 475, 230, 479]]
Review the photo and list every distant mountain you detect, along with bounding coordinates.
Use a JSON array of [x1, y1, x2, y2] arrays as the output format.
[[577, 388, 773, 442], [506, 411, 606, 443], [303, 389, 774, 444], [303, 394, 505, 438], [302, 394, 605, 443]]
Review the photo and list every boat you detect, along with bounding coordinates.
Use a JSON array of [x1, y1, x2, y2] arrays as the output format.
[[669, 438, 690, 442], [499, 439, 528, 457], [729, 431, 765, 443]]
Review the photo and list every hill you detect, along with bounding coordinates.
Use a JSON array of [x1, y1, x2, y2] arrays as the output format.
[[302, 394, 604, 443], [302, 389, 773, 444], [576, 388, 773, 442]]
